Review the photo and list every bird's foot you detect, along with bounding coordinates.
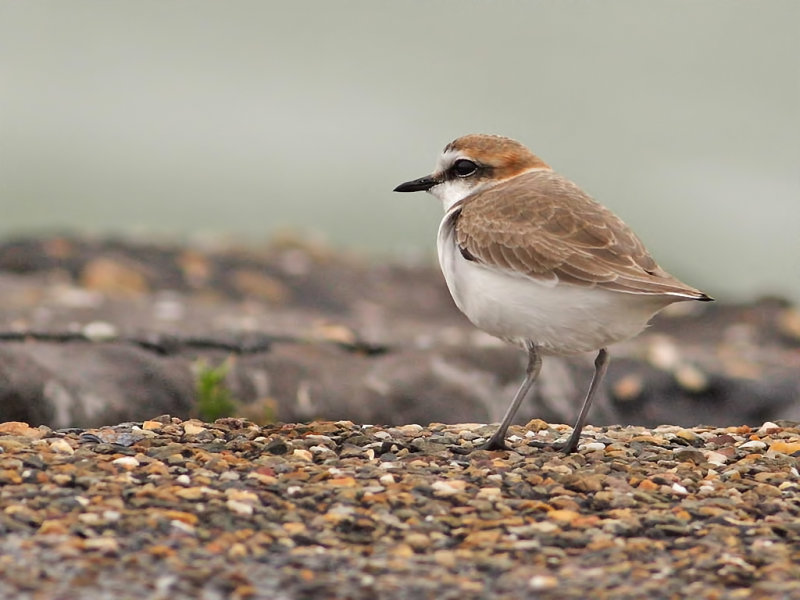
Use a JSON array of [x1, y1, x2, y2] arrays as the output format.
[[528, 437, 579, 454], [478, 435, 509, 452]]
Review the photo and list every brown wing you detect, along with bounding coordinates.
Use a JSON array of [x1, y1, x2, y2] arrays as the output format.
[[455, 170, 709, 299]]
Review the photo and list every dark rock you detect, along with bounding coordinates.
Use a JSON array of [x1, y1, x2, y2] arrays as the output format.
[[0, 235, 798, 430]]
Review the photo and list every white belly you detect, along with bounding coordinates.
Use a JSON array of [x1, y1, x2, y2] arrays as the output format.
[[437, 218, 673, 355]]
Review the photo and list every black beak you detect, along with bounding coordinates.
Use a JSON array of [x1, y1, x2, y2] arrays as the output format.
[[393, 175, 438, 193]]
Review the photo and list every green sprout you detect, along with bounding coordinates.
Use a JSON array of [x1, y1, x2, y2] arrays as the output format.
[[194, 358, 237, 422]]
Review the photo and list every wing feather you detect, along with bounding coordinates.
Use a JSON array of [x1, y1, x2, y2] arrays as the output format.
[[454, 170, 707, 299]]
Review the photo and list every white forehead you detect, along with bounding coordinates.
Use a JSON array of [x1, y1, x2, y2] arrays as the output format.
[[434, 149, 462, 173]]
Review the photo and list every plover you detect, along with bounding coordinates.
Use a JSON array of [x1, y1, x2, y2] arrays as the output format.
[[394, 134, 712, 453]]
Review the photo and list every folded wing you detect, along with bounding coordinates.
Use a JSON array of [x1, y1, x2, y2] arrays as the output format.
[[454, 170, 710, 300]]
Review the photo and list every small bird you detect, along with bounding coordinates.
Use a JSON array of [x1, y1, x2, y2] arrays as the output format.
[[394, 134, 712, 453]]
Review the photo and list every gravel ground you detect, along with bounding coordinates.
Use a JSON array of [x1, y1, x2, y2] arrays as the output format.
[[1, 417, 799, 599]]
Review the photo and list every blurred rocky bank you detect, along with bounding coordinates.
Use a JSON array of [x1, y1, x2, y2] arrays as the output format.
[[0, 235, 798, 430]]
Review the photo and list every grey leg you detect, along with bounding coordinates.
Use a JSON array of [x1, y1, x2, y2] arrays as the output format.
[[482, 343, 542, 451], [530, 348, 610, 454]]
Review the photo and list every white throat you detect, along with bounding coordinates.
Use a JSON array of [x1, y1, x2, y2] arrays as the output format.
[[429, 179, 485, 212]]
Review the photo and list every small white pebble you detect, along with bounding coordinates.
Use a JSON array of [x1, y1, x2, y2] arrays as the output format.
[[580, 442, 606, 452], [82, 321, 118, 341], [225, 489, 260, 505], [52, 286, 103, 309], [175, 474, 191, 486], [757, 421, 781, 435], [79, 513, 100, 524], [83, 537, 120, 554], [647, 337, 680, 370], [528, 575, 558, 590], [111, 456, 139, 469], [49, 439, 74, 455], [373, 431, 391, 440], [477, 487, 502, 499], [226, 499, 253, 516], [674, 364, 708, 392], [183, 422, 206, 436], [704, 451, 729, 466], [327, 504, 355, 518], [379, 473, 395, 485], [170, 520, 196, 535], [671, 482, 689, 495], [286, 485, 303, 496], [292, 449, 313, 462], [739, 440, 767, 450], [431, 480, 467, 497], [395, 423, 423, 434], [530, 521, 559, 534], [304, 434, 333, 445], [219, 471, 240, 482], [153, 297, 185, 322]]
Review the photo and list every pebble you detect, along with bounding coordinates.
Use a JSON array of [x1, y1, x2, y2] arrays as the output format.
[[674, 363, 709, 392], [757, 421, 781, 435], [431, 480, 467, 497], [476, 487, 502, 499], [111, 456, 139, 469], [613, 373, 645, 401], [0, 418, 798, 600], [82, 320, 118, 341], [183, 422, 206, 436], [670, 482, 689, 495], [528, 575, 559, 591], [0, 422, 45, 438], [768, 440, 800, 455], [647, 336, 680, 369], [226, 499, 254, 516], [292, 448, 313, 462], [83, 537, 120, 555], [738, 440, 767, 450], [704, 451, 729, 466], [579, 442, 606, 452], [49, 439, 74, 455]]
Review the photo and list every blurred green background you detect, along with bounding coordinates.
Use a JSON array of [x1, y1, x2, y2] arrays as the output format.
[[1, 1, 798, 301]]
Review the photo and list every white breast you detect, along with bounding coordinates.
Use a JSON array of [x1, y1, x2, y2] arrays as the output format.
[[436, 210, 673, 356]]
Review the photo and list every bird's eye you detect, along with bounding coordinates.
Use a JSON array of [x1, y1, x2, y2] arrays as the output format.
[[453, 159, 478, 177]]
